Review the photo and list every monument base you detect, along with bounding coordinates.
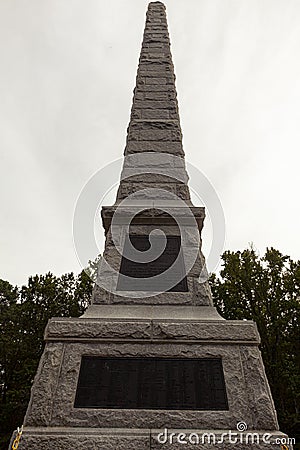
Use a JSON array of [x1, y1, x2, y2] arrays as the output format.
[[14, 306, 292, 449]]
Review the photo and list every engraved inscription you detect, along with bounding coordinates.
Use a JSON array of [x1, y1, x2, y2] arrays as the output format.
[[117, 235, 188, 291], [74, 357, 228, 410]]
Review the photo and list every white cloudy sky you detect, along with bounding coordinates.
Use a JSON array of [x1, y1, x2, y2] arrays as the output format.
[[1, 0, 300, 286]]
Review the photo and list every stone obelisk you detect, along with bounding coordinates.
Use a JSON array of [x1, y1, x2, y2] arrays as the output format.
[[13, 2, 292, 449]]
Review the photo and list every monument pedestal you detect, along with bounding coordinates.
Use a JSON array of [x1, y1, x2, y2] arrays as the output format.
[[17, 306, 290, 449]]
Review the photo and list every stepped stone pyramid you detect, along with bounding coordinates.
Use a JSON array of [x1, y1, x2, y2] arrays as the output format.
[[13, 2, 293, 449]]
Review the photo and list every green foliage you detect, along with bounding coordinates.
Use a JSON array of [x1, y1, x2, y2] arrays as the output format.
[[210, 247, 300, 443], [1, 250, 299, 448], [0, 271, 92, 450]]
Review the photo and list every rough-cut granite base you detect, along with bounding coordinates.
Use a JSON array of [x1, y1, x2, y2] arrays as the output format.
[[15, 427, 293, 450], [14, 305, 289, 449]]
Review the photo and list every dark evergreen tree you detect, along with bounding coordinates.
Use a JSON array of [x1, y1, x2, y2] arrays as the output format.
[[0, 271, 93, 450], [210, 247, 300, 444]]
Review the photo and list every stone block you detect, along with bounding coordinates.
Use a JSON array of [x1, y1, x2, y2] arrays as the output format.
[[141, 109, 171, 119], [18, 428, 150, 450], [240, 346, 279, 430], [122, 152, 184, 169], [23, 343, 64, 426], [139, 60, 172, 69], [128, 129, 181, 142], [140, 54, 172, 62], [150, 320, 259, 343], [45, 318, 152, 341], [133, 99, 177, 109], [124, 140, 184, 155], [142, 44, 169, 52], [133, 92, 175, 102], [146, 56, 171, 63], [138, 77, 168, 85], [138, 70, 173, 78], [143, 37, 170, 45], [144, 29, 170, 35], [119, 173, 187, 184], [43, 317, 261, 344], [136, 84, 177, 92], [107, 290, 194, 306], [129, 119, 180, 130]]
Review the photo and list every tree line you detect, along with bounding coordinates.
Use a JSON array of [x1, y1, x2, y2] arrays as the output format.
[[0, 271, 92, 449], [210, 247, 300, 447], [0, 247, 299, 449]]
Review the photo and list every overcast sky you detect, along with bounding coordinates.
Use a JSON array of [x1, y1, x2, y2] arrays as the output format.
[[1, 0, 300, 286]]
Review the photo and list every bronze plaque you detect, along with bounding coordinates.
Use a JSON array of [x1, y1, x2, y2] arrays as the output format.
[[74, 357, 228, 410], [117, 235, 188, 291]]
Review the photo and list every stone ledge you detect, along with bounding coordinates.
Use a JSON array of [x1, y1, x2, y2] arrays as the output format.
[[101, 205, 205, 232], [16, 427, 150, 450], [83, 305, 222, 320], [44, 310, 260, 344], [15, 427, 292, 450]]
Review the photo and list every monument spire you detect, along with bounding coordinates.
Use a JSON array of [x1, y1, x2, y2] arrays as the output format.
[[116, 1, 190, 203], [126, 2, 183, 156]]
